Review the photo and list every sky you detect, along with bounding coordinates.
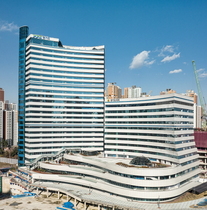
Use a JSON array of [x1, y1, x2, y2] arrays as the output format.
[[0, 0, 207, 105]]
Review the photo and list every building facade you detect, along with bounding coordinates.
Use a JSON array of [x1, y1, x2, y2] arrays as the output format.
[[105, 83, 122, 101], [0, 101, 3, 141], [124, 86, 142, 99], [0, 88, 4, 102], [18, 26, 105, 166], [16, 93, 201, 202], [128, 85, 142, 98], [17, 27, 201, 201], [104, 94, 200, 197], [194, 131, 207, 174], [194, 105, 202, 129], [0, 101, 18, 146], [31, 151, 199, 202], [105, 94, 198, 160]]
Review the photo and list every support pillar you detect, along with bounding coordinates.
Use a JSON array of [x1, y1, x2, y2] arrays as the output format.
[[47, 189, 48, 198], [112, 206, 115, 210], [36, 187, 39, 194], [67, 194, 69, 201], [74, 198, 76, 207], [98, 204, 100, 210], [84, 201, 86, 210], [58, 191, 60, 199]]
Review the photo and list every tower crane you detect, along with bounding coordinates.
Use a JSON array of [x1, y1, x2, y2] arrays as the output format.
[[192, 60, 207, 130]]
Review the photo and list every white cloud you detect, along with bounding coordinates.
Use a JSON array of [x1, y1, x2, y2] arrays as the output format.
[[159, 45, 174, 56], [129, 51, 154, 69], [169, 69, 182, 74], [147, 60, 155, 65], [161, 53, 180, 63], [197, 68, 205, 72], [0, 21, 18, 32], [199, 72, 207, 78]]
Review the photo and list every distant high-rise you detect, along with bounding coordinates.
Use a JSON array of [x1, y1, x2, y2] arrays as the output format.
[[105, 83, 122, 101], [123, 86, 142, 98], [0, 102, 3, 140], [0, 88, 4, 102], [194, 105, 202, 129], [124, 87, 128, 98], [185, 90, 198, 104], [0, 100, 18, 146], [18, 26, 105, 166]]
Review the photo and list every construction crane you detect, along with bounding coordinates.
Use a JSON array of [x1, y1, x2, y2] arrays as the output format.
[[148, 90, 152, 96], [192, 60, 207, 130]]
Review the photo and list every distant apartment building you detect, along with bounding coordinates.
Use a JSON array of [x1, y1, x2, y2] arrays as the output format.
[[3, 110, 13, 145], [0, 101, 3, 141], [0, 100, 18, 146], [194, 105, 202, 129], [182, 90, 201, 129], [184, 90, 198, 104], [106, 83, 122, 101], [124, 86, 142, 98], [0, 88, 4, 102]]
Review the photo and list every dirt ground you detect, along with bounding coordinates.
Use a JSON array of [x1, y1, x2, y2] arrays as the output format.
[[0, 191, 99, 210], [0, 162, 13, 168]]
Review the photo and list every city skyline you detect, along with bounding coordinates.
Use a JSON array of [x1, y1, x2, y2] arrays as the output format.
[[0, 0, 207, 104]]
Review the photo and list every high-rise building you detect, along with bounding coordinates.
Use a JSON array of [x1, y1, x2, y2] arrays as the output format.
[[0, 101, 18, 146], [3, 110, 13, 146], [18, 26, 105, 166], [12, 110, 18, 146], [0, 101, 3, 141], [185, 90, 198, 104], [128, 85, 141, 98], [124, 87, 128, 98], [194, 105, 202, 129], [105, 83, 122, 101], [123, 86, 142, 98], [0, 88, 4, 102]]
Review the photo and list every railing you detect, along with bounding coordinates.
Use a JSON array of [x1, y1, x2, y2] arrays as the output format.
[[26, 148, 82, 170]]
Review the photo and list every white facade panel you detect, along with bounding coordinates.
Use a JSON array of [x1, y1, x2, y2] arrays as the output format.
[[19, 28, 105, 164]]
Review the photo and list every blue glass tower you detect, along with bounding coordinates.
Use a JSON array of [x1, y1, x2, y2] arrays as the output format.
[[18, 26, 29, 166], [18, 26, 105, 165]]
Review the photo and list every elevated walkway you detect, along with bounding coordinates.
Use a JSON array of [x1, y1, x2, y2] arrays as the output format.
[[26, 148, 81, 170]]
